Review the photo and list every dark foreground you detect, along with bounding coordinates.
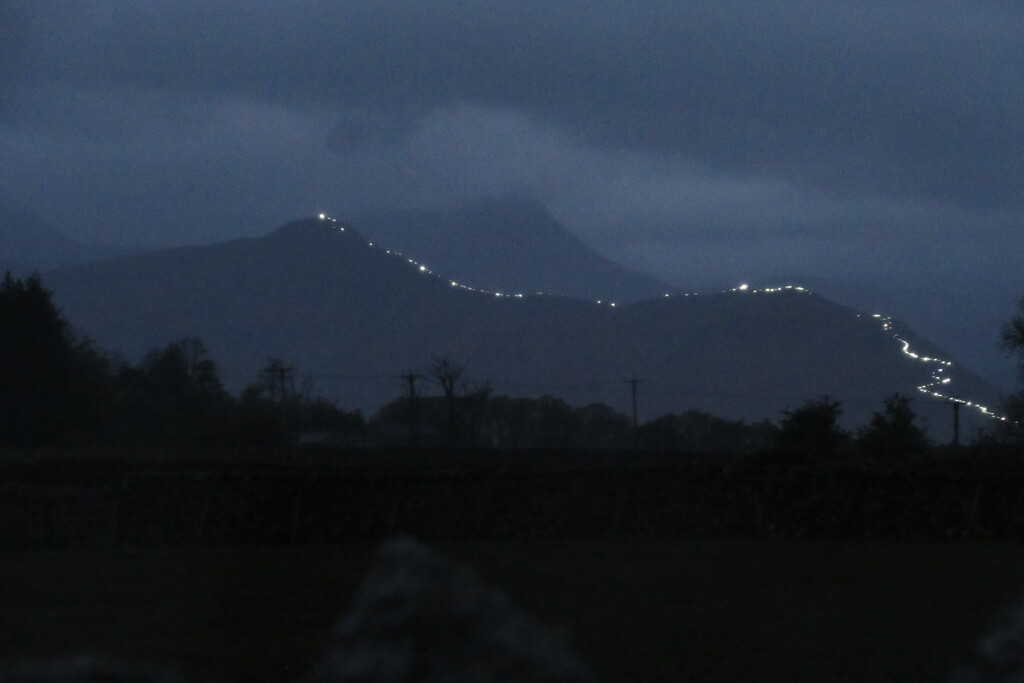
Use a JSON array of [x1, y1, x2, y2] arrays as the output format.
[[2, 538, 1023, 682], [4, 448, 1024, 681], [4, 447, 1024, 547]]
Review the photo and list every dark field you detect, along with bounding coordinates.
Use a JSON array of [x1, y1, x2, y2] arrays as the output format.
[[2, 538, 1023, 682]]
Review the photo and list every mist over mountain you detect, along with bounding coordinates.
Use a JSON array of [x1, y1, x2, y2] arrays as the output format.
[[0, 200, 130, 273], [42, 216, 1001, 437], [353, 198, 673, 303]]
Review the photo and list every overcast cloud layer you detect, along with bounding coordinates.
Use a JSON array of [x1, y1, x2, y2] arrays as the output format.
[[1, 1, 1022, 386]]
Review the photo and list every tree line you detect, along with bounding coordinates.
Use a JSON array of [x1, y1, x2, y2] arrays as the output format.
[[2, 272, 1021, 454]]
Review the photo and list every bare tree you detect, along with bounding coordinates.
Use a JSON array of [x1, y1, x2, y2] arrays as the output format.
[[1001, 298, 1024, 354], [998, 298, 1024, 435], [176, 336, 223, 394]]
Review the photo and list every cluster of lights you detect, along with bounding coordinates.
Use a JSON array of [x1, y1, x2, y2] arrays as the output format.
[[320, 212, 543, 300], [316, 223, 1007, 422], [701, 281, 1011, 424], [730, 283, 809, 294], [442, 275, 533, 299], [870, 314, 1012, 423], [309, 226, 1017, 427], [321, 211, 789, 308], [317, 213, 346, 232]]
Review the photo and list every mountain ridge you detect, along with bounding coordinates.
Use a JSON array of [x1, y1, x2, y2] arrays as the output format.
[[0, 200, 131, 272], [40, 215, 1003, 436], [353, 198, 674, 301]]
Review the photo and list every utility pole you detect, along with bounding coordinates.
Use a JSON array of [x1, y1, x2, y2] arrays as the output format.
[[625, 378, 644, 430], [262, 360, 295, 405], [261, 360, 295, 442]]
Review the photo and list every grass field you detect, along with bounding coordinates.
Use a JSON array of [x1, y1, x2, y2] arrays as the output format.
[[1, 538, 1023, 682]]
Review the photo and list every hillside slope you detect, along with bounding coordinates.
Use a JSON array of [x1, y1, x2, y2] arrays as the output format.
[[42, 216, 1001, 434], [353, 198, 673, 303], [0, 201, 128, 272]]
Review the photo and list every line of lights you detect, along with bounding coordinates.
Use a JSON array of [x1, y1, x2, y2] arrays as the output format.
[[869, 313, 1013, 423], [318, 213, 567, 302], [314, 221, 1013, 424], [317, 213, 345, 232], [706, 282, 1011, 424], [318, 213, 714, 306], [729, 283, 809, 294]]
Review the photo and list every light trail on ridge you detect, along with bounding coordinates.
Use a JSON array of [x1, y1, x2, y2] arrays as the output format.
[[869, 313, 1013, 424], [316, 215, 1014, 425]]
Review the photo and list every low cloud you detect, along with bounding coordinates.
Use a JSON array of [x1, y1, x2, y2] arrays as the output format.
[[1, 1, 1021, 384]]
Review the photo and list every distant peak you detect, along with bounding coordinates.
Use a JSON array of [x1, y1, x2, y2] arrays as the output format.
[[266, 215, 363, 242]]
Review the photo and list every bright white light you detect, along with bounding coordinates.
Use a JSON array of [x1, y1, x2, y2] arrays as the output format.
[[738, 284, 749, 291], [871, 311, 1013, 423], [318, 213, 326, 220]]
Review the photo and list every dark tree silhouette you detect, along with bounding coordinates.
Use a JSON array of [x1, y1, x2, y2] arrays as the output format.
[[637, 410, 774, 453], [857, 393, 930, 458], [775, 396, 849, 457], [532, 395, 580, 449], [575, 402, 632, 450], [177, 336, 225, 395], [116, 338, 232, 445], [0, 272, 113, 445], [999, 297, 1024, 434], [478, 395, 535, 448], [1002, 298, 1024, 357]]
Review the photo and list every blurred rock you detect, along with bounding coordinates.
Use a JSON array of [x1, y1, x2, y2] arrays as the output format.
[[950, 605, 1024, 682], [310, 538, 596, 683]]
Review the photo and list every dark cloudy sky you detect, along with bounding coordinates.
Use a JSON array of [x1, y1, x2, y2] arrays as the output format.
[[1, 1, 1022, 386]]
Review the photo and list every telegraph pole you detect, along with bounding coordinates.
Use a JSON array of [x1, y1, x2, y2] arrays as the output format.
[[261, 360, 295, 441], [262, 361, 295, 405]]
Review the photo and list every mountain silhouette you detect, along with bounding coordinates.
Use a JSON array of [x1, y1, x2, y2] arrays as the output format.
[[0, 200, 129, 273], [42, 215, 1001, 434], [353, 198, 673, 303]]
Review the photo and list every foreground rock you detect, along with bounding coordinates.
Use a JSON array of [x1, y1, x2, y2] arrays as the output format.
[[950, 604, 1024, 682], [1, 539, 594, 683], [310, 538, 595, 682]]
